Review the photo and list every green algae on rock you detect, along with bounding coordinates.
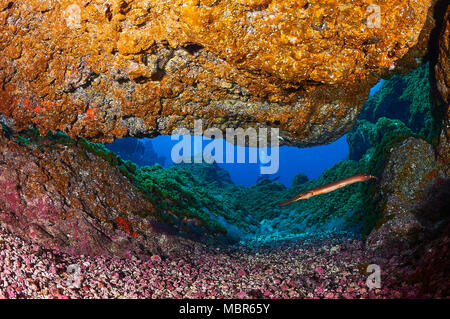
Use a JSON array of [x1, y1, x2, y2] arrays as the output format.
[[242, 160, 379, 240], [348, 62, 441, 161], [360, 63, 438, 138], [347, 118, 415, 161], [366, 137, 448, 254]]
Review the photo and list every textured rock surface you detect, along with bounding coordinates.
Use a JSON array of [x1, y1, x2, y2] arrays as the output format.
[[105, 137, 166, 167], [437, 104, 450, 171], [436, 6, 450, 167], [347, 118, 414, 161], [3, 228, 442, 299], [0, 126, 201, 258], [435, 6, 449, 106], [366, 137, 448, 254], [0, 0, 435, 146]]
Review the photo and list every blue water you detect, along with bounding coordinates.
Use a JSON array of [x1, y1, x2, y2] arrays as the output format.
[[137, 134, 349, 187], [370, 79, 383, 95], [107, 80, 383, 187]]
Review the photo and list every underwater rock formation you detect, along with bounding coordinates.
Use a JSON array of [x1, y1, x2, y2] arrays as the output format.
[[106, 137, 166, 167], [347, 118, 414, 161], [346, 62, 443, 161], [366, 137, 447, 254], [436, 6, 450, 166], [0, 0, 437, 146], [0, 124, 270, 250], [436, 6, 449, 106], [230, 178, 287, 222], [0, 0, 448, 300], [290, 173, 309, 188], [359, 64, 437, 138], [0, 126, 202, 258]]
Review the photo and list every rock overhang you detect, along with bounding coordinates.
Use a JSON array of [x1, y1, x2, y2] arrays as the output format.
[[0, 0, 438, 146]]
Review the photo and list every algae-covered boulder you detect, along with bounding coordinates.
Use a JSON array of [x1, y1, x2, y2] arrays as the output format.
[[0, 126, 203, 258], [176, 162, 234, 189], [291, 173, 309, 188], [359, 63, 436, 137], [347, 61, 442, 161], [229, 178, 288, 222]]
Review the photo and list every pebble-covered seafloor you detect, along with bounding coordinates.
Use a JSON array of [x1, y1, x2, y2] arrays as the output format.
[[0, 225, 425, 299]]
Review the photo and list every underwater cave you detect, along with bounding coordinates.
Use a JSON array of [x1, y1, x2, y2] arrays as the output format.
[[0, 0, 449, 303]]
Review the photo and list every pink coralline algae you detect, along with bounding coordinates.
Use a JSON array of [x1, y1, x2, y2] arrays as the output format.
[[0, 225, 441, 299]]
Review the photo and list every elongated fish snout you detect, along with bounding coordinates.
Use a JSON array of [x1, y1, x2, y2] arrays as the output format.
[[276, 173, 378, 206]]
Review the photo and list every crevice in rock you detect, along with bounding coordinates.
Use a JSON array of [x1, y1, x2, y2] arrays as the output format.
[[182, 43, 205, 55]]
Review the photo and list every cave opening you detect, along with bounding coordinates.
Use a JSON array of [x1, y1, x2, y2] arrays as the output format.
[[102, 61, 439, 245], [106, 79, 386, 190], [0, 60, 436, 250]]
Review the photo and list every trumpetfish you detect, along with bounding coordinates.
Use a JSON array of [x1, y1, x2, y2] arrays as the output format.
[[277, 174, 377, 207]]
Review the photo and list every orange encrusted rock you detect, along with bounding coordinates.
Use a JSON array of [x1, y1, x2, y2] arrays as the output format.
[[0, 0, 436, 145]]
